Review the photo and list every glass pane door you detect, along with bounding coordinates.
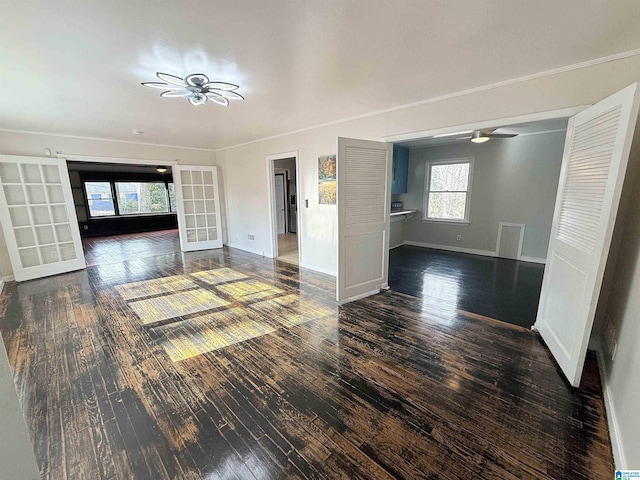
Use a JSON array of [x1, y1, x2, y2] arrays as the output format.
[[0, 155, 85, 281], [174, 165, 223, 252]]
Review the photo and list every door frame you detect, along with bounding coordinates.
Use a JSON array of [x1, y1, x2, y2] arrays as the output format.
[[266, 151, 301, 259], [379, 105, 589, 304], [380, 106, 588, 144], [56, 153, 181, 257]]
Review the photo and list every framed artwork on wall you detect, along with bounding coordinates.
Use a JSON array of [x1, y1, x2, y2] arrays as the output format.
[[318, 155, 336, 204]]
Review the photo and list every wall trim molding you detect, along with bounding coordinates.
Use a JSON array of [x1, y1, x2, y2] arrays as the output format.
[[404, 240, 496, 258], [299, 262, 336, 277], [0, 278, 4, 295], [215, 48, 640, 152], [594, 341, 627, 470], [225, 242, 265, 257], [402, 241, 547, 264], [59, 153, 178, 166], [519, 255, 547, 265], [0, 128, 216, 152], [338, 288, 380, 305]]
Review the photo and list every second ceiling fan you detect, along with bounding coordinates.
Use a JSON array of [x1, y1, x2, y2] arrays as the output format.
[[471, 129, 518, 143]]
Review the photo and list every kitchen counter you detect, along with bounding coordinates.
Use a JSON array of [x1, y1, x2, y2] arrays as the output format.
[[390, 209, 417, 217]]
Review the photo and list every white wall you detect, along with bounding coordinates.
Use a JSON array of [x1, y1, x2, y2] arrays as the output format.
[[0, 131, 219, 278], [217, 54, 640, 275], [596, 124, 640, 469], [0, 335, 40, 479], [396, 131, 566, 260]]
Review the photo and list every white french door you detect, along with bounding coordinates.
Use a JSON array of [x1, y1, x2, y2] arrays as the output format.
[[535, 83, 640, 387], [173, 165, 223, 252], [337, 137, 392, 304], [0, 155, 85, 282]]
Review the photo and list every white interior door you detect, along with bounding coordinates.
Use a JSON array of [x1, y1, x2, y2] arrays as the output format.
[[275, 173, 286, 234], [337, 137, 392, 304], [174, 165, 223, 252], [535, 83, 640, 387], [0, 155, 85, 282]]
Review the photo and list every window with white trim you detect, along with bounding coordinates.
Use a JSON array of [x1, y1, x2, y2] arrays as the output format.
[[423, 157, 473, 222]]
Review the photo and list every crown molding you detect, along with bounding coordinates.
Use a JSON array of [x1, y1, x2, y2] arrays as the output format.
[[0, 128, 216, 152], [2, 48, 640, 154], [215, 47, 640, 152]]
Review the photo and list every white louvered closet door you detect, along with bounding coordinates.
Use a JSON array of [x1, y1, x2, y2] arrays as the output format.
[[337, 137, 392, 304], [535, 83, 640, 387]]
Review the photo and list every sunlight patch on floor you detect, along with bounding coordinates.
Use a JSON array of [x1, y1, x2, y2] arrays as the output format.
[[115, 275, 198, 301], [129, 289, 231, 325], [116, 267, 329, 360]]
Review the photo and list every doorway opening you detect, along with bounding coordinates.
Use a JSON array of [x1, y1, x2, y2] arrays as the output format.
[[267, 152, 300, 265], [384, 117, 570, 328], [66, 161, 181, 266]]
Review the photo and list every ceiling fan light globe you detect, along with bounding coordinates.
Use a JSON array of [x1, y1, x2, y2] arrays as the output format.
[[185, 73, 210, 87], [471, 131, 490, 143]]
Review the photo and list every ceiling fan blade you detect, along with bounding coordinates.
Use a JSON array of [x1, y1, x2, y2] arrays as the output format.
[[204, 82, 239, 91], [205, 92, 230, 106], [156, 72, 186, 86], [142, 82, 182, 90], [211, 90, 244, 100], [160, 90, 192, 98], [486, 133, 518, 138]]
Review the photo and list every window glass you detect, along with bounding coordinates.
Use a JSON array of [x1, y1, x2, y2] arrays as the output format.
[[429, 163, 469, 192], [425, 160, 472, 221], [115, 182, 168, 215], [85, 182, 115, 217], [168, 183, 177, 212], [427, 192, 467, 219]]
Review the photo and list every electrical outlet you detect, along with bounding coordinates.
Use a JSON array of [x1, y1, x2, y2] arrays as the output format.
[[456, 235, 462, 241], [247, 234, 255, 242]]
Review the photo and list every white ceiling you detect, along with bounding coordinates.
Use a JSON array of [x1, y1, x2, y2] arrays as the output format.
[[397, 118, 570, 148], [2, 1, 640, 150]]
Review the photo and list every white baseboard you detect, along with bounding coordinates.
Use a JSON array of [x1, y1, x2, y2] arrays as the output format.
[[403, 240, 496, 258], [594, 340, 626, 470], [338, 288, 380, 305], [298, 262, 336, 277], [401, 240, 546, 264], [0, 278, 4, 295], [225, 242, 265, 257], [520, 255, 546, 264], [389, 242, 404, 249]]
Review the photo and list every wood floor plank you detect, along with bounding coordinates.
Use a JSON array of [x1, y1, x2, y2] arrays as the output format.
[[0, 230, 615, 479]]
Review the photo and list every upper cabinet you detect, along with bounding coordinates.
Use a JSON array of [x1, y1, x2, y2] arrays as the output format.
[[391, 145, 409, 194]]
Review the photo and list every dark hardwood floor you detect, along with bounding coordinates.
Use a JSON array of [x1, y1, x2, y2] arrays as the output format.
[[0, 245, 613, 479], [389, 245, 546, 328], [82, 229, 181, 266]]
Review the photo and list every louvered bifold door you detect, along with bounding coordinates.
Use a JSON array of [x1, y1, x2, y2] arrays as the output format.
[[0, 155, 85, 282], [337, 137, 392, 304], [535, 83, 640, 387], [174, 165, 223, 252]]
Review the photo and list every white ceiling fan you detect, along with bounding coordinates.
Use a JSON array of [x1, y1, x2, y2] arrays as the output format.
[[471, 129, 519, 143]]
